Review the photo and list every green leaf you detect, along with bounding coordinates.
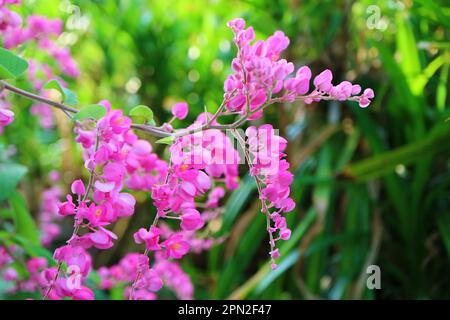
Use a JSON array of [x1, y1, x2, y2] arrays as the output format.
[[44, 79, 66, 101], [436, 213, 450, 258], [155, 135, 175, 145], [0, 231, 54, 265], [340, 126, 450, 182], [9, 191, 39, 246], [73, 104, 107, 121], [220, 174, 256, 235], [227, 208, 316, 299], [0, 163, 27, 202], [43, 79, 79, 105], [129, 105, 155, 125], [0, 48, 28, 80], [437, 62, 449, 112], [62, 88, 79, 106]]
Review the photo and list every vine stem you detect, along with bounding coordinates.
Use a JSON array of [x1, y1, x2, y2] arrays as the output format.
[[1, 80, 354, 140], [42, 131, 100, 300], [230, 129, 277, 266], [1, 81, 171, 138]]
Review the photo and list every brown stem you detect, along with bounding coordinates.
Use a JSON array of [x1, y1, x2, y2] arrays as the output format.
[[1, 81, 171, 138]]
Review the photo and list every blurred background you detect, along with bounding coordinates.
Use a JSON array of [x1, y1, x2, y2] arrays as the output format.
[[1, 0, 450, 299]]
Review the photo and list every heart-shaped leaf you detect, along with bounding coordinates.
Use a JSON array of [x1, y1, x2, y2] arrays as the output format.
[[73, 104, 107, 121], [44, 80, 79, 106], [0, 48, 29, 80], [62, 88, 79, 106], [44, 79, 66, 101], [129, 105, 155, 125]]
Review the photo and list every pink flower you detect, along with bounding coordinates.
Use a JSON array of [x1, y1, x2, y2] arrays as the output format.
[[75, 128, 95, 149], [180, 181, 197, 198], [71, 179, 86, 196], [58, 195, 76, 216], [172, 102, 189, 120], [0, 7, 22, 31], [109, 110, 131, 134], [161, 234, 189, 259], [0, 108, 14, 127], [26, 257, 47, 273], [180, 208, 204, 231], [83, 203, 114, 227], [102, 162, 126, 184], [94, 180, 115, 193], [141, 268, 163, 292], [72, 286, 94, 300], [313, 69, 333, 93], [113, 193, 136, 217], [279, 227, 291, 240], [3, 267, 18, 281], [227, 18, 245, 32], [153, 255, 194, 299], [293, 66, 311, 95], [98, 99, 111, 111], [53, 245, 91, 277], [270, 249, 280, 259], [359, 88, 374, 108], [134, 226, 161, 251], [88, 227, 117, 249], [330, 81, 353, 101]]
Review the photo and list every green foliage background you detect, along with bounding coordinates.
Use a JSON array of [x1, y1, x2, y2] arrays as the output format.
[[1, 0, 450, 299]]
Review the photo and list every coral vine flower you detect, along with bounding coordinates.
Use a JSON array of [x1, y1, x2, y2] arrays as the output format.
[[71, 179, 86, 196], [72, 286, 95, 300], [0, 108, 14, 127], [57, 195, 76, 216], [224, 17, 374, 119], [161, 234, 189, 259], [134, 226, 161, 251], [83, 203, 114, 227], [180, 208, 204, 231], [359, 88, 375, 108], [172, 102, 189, 120], [53, 245, 92, 277], [87, 227, 118, 250], [138, 268, 163, 292]]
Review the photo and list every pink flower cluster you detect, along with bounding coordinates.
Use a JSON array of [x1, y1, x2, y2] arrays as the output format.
[[244, 125, 295, 268], [0, 16, 376, 300], [158, 221, 226, 254], [1, 8, 78, 78], [0, 247, 94, 300], [130, 114, 239, 280], [100, 217, 223, 300], [0, 246, 12, 269], [98, 252, 193, 300], [41, 103, 169, 299], [0, 1, 21, 31], [1, 255, 49, 296], [223, 18, 374, 120], [150, 114, 239, 220], [153, 252, 193, 299], [0, 2, 79, 131], [43, 246, 94, 300]]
